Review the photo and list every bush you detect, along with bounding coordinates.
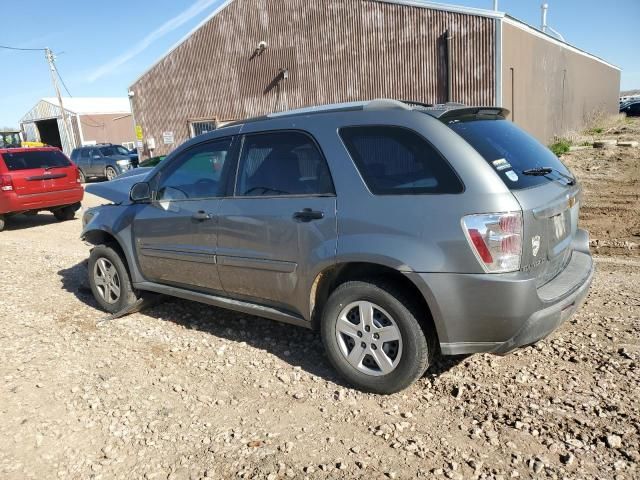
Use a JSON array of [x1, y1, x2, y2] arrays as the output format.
[[586, 127, 603, 135], [549, 138, 571, 156]]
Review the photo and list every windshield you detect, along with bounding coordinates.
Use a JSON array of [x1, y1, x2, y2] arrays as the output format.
[[447, 117, 572, 190], [100, 145, 130, 156], [1, 150, 71, 171]]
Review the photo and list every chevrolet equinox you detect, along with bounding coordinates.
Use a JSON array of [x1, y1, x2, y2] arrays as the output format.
[[82, 99, 594, 393]]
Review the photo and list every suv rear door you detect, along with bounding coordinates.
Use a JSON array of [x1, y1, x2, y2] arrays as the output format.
[[0, 149, 78, 196], [216, 130, 337, 317]]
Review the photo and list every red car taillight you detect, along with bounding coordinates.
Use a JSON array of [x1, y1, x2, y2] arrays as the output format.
[[462, 212, 523, 273], [0, 174, 14, 192]]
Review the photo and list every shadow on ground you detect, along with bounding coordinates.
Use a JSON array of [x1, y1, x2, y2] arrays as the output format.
[[3, 212, 65, 231], [58, 260, 464, 389]]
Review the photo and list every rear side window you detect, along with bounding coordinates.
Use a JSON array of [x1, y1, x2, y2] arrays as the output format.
[[339, 126, 463, 195], [236, 131, 334, 196], [448, 118, 572, 190], [1, 150, 71, 171]]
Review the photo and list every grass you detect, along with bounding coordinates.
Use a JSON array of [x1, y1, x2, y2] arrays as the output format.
[[549, 138, 572, 156], [585, 127, 604, 135]]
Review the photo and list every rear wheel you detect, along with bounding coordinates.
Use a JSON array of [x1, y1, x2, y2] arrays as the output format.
[[0, 215, 5, 232], [88, 244, 139, 313], [105, 166, 117, 181], [53, 206, 76, 221], [321, 280, 433, 394]]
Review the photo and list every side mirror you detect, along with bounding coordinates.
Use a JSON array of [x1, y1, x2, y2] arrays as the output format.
[[130, 182, 151, 202]]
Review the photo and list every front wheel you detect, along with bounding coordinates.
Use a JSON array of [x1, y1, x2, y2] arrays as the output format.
[[105, 166, 117, 181], [88, 244, 139, 313], [0, 215, 5, 232], [321, 280, 433, 394]]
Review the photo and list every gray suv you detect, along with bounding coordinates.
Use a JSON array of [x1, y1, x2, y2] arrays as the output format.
[[71, 144, 134, 182], [81, 99, 593, 393]]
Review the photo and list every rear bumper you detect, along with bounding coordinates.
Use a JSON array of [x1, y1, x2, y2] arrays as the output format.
[[0, 187, 84, 214], [408, 247, 594, 356]]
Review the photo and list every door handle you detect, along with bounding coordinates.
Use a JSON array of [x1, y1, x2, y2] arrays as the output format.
[[192, 210, 212, 221], [293, 208, 324, 222]]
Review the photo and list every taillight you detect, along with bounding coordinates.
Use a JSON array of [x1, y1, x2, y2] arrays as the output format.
[[0, 174, 14, 192], [462, 212, 522, 273]]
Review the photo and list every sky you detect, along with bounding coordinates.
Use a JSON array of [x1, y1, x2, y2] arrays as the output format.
[[0, 0, 638, 128]]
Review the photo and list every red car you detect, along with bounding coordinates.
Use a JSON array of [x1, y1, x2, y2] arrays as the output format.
[[0, 147, 84, 231]]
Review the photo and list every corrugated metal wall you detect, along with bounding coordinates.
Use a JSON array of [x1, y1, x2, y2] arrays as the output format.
[[501, 22, 620, 142], [131, 0, 495, 156]]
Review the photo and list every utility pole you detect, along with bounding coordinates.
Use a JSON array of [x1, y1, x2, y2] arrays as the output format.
[[45, 48, 73, 152]]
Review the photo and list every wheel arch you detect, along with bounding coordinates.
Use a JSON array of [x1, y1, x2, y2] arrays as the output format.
[[309, 261, 440, 348], [82, 227, 143, 283]]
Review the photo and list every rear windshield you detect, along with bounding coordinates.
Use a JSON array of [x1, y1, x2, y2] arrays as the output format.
[[1, 150, 71, 171], [447, 118, 572, 190]]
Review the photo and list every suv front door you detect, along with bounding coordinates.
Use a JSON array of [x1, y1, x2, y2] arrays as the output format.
[[132, 137, 235, 292], [217, 130, 337, 317]]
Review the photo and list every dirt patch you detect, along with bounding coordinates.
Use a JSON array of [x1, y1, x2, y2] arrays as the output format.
[[563, 117, 640, 256]]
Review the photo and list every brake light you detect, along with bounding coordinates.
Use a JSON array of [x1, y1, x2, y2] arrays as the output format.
[[462, 212, 522, 273], [0, 174, 13, 192]]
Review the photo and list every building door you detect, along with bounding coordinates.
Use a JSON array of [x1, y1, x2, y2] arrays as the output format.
[[216, 130, 336, 316]]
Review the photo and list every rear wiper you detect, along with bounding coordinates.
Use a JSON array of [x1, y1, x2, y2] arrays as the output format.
[[522, 167, 576, 185], [44, 165, 65, 170]]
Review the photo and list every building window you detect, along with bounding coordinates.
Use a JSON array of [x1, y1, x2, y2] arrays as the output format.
[[190, 120, 217, 138], [122, 141, 135, 150]]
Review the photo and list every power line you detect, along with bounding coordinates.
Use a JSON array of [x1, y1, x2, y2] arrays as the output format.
[[0, 44, 46, 51], [54, 63, 105, 128]]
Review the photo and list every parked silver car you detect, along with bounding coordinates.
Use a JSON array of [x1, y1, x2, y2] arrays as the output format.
[[82, 99, 593, 393]]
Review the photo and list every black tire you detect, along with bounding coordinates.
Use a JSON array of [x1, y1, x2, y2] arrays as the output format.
[[53, 206, 76, 221], [105, 166, 117, 181], [0, 215, 5, 232], [321, 280, 433, 394], [78, 169, 86, 183], [88, 244, 139, 313]]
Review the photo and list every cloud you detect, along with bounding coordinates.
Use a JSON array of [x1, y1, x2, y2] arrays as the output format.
[[87, 0, 221, 82]]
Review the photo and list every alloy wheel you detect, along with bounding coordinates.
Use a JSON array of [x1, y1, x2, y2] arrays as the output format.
[[335, 301, 403, 376], [93, 257, 121, 304]]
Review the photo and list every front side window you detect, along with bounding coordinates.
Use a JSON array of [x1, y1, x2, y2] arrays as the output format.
[[100, 145, 130, 156], [236, 131, 334, 197], [339, 126, 463, 195], [155, 138, 232, 201], [79, 149, 90, 159]]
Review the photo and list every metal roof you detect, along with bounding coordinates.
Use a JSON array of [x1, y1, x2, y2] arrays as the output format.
[[40, 97, 131, 115]]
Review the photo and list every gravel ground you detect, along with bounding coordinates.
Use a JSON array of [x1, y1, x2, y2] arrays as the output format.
[[1, 120, 639, 480]]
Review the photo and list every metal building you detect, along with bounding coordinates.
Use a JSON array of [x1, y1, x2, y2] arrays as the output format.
[[129, 0, 620, 157], [21, 97, 135, 155]]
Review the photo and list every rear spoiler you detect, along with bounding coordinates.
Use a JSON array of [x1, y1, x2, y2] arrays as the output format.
[[438, 107, 510, 122]]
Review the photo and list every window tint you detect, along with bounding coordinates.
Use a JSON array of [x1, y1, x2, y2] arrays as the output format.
[[447, 118, 572, 190], [89, 149, 100, 158], [156, 139, 232, 201], [236, 131, 334, 196], [100, 145, 130, 156], [1, 150, 71, 171], [79, 149, 90, 159], [339, 126, 463, 195]]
